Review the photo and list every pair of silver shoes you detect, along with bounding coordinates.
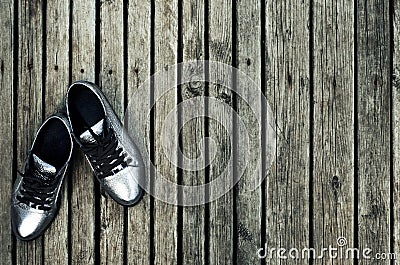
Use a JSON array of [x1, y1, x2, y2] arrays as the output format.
[[11, 81, 145, 241]]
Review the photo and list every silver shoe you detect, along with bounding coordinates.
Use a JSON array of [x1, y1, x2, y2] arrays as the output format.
[[66, 81, 144, 206], [11, 114, 73, 241]]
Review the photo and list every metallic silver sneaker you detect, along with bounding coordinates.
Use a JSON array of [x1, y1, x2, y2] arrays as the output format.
[[66, 81, 144, 206], [11, 114, 73, 241]]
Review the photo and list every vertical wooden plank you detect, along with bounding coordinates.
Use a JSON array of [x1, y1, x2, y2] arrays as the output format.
[[264, 0, 310, 263], [313, 0, 355, 263], [0, 1, 14, 264], [181, 0, 205, 264], [153, 0, 178, 264], [394, 0, 400, 257], [43, 0, 70, 264], [235, 0, 262, 264], [70, 0, 96, 264], [99, 0, 125, 264], [357, 0, 391, 261], [208, 0, 233, 263], [126, 0, 151, 264], [16, 0, 44, 263]]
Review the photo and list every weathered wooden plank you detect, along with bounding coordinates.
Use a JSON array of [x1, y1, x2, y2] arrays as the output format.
[[16, 0, 44, 263], [99, 0, 125, 264], [181, 0, 205, 263], [153, 0, 179, 264], [313, 0, 355, 264], [357, 0, 391, 262], [70, 0, 96, 264], [208, 0, 233, 263], [0, 1, 14, 264], [235, 0, 262, 264], [126, 0, 151, 263], [394, 0, 400, 257], [43, 0, 70, 264], [264, 0, 310, 263]]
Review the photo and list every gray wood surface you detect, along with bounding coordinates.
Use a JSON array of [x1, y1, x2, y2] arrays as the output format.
[[181, 0, 206, 264], [153, 0, 179, 264], [313, 0, 355, 264], [235, 0, 262, 264], [0, 1, 14, 264], [0, 0, 398, 264], [357, 0, 391, 263], [99, 0, 125, 264], [16, 0, 44, 263], [394, 0, 400, 258], [126, 0, 151, 264], [264, 0, 310, 264], [70, 1, 96, 264], [44, 0, 70, 263], [208, 0, 234, 264]]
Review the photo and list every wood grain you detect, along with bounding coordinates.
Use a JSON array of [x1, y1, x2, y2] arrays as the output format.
[[264, 0, 310, 264], [43, 0, 70, 263], [126, 0, 151, 264], [153, 0, 179, 264], [0, 1, 14, 264], [16, 0, 44, 263], [394, 0, 400, 258], [181, 0, 205, 264], [313, 0, 355, 264], [99, 0, 125, 263], [235, 0, 262, 264], [207, 0, 233, 263], [357, 0, 391, 262], [0, 2, 397, 264], [70, 0, 96, 264]]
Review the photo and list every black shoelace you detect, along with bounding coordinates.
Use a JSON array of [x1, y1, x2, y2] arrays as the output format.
[[17, 170, 57, 211], [81, 125, 126, 178]]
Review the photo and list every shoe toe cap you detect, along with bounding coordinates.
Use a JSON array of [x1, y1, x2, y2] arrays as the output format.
[[11, 204, 48, 240], [101, 166, 144, 206]]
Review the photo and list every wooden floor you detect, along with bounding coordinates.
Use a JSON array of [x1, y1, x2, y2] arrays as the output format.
[[0, 0, 399, 264]]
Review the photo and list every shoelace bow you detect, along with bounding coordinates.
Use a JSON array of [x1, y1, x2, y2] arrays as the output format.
[[17, 169, 57, 211], [81, 125, 126, 178]]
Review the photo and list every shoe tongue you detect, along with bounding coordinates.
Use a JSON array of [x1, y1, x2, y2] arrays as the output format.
[[79, 119, 105, 143], [32, 154, 56, 180]]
